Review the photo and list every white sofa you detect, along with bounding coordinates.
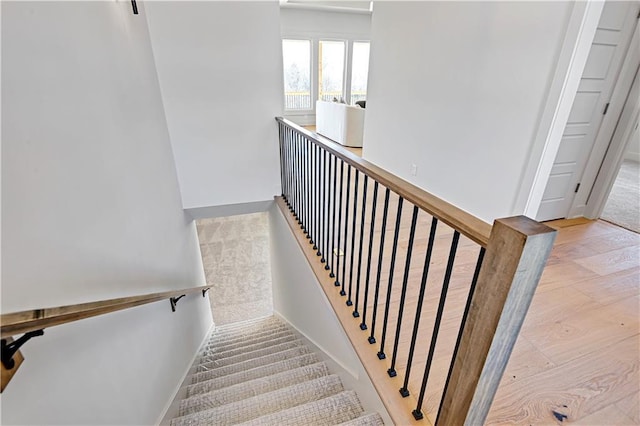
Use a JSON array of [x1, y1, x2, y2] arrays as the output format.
[[316, 100, 364, 147]]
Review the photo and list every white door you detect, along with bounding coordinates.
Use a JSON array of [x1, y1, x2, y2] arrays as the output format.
[[536, 1, 640, 221]]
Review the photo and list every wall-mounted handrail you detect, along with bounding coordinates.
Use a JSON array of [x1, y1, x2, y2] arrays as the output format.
[[1, 285, 211, 339], [275, 116, 492, 247]]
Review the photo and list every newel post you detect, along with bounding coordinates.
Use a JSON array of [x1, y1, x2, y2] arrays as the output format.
[[437, 216, 556, 425]]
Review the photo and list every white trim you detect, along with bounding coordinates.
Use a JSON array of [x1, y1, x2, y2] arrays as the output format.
[[186, 200, 274, 219], [514, 1, 603, 219], [585, 65, 640, 218], [280, 2, 372, 16], [272, 311, 359, 379], [157, 321, 215, 425], [626, 150, 640, 163], [571, 13, 640, 218]]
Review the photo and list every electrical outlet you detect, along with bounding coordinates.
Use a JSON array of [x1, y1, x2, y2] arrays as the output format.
[[411, 164, 418, 176]]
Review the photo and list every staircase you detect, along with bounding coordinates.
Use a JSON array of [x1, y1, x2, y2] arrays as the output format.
[[170, 316, 385, 425]]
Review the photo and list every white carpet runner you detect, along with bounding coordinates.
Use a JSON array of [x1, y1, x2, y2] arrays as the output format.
[[171, 316, 384, 425]]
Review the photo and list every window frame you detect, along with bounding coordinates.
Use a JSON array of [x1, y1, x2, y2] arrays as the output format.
[[281, 34, 370, 121], [282, 38, 314, 113]]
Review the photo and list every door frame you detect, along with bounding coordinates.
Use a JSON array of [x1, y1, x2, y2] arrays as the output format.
[[517, 1, 604, 218], [584, 61, 640, 219], [569, 17, 640, 218]]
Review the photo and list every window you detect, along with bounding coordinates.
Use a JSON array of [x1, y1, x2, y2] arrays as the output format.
[[318, 40, 345, 102], [282, 39, 311, 110], [281, 38, 370, 114], [350, 42, 370, 105]]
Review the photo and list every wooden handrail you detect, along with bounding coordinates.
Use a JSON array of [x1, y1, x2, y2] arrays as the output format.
[[275, 117, 492, 247], [0, 285, 210, 339]]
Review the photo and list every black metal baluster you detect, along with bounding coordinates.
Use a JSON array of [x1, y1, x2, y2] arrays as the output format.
[[377, 196, 403, 360], [319, 147, 326, 260], [296, 135, 307, 226], [294, 131, 301, 220], [369, 188, 390, 344], [399, 217, 439, 397], [293, 132, 299, 221], [324, 150, 332, 270], [316, 145, 320, 252], [282, 126, 290, 206], [278, 123, 284, 198], [412, 231, 461, 421], [300, 134, 306, 229], [346, 170, 360, 307], [387, 205, 419, 378], [305, 138, 310, 235], [340, 166, 352, 297], [360, 181, 379, 330], [330, 154, 338, 278], [280, 125, 287, 203], [353, 175, 368, 317], [287, 128, 294, 211], [334, 160, 345, 288], [434, 247, 486, 423], [311, 143, 316, 247]]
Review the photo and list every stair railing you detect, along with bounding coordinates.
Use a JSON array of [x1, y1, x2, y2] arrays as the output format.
[[0, 285, 210, 391], [275, 117, 556, 425]]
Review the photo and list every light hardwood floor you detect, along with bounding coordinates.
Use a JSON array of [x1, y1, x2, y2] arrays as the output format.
[[282, 137, 639, 424], [488, 218, 639, 425]]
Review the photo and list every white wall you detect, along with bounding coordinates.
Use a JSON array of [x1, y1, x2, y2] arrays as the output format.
[[144, 1, 284, 210], [1, 2, 212, 423], [281, 7, 371, 38], [363, 1, 574, 223]]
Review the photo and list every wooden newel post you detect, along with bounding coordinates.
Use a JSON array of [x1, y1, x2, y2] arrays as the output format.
[[437, 216, 557, 426]]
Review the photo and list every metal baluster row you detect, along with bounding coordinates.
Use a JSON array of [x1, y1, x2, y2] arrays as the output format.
[[277, 127, 486, 421]]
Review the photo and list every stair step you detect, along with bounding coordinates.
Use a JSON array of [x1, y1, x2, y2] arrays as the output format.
[[178, 362, 330, 416], [209, 319, 284, 341], [186, 352, 321, 398], [206, 325, 290, 349], [171, 375, 344, 426], [339, 412, 385, 426], [196, 340, 304, 371], [200, 334, 298, 361], [188, 346, 313, 388], [202, 329, 295, 354], [213, 316, 278, 332], [236, 390, 364, 426]]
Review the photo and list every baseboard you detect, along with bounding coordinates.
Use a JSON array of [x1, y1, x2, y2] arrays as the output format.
[[185, 200, 274, 220], [156, 321, 215, 425], [624, 151, 640, 163], [273, 311, 359, 379]]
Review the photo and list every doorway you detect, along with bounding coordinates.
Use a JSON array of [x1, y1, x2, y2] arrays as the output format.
[[536, 1, 640, 221]]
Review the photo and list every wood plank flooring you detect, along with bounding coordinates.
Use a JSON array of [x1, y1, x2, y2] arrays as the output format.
[[290, 128, 639, 424]]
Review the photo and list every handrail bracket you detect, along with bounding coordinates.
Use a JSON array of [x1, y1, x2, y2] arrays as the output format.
[[170, 295, 186, 312], [1, 330, 44, 370]]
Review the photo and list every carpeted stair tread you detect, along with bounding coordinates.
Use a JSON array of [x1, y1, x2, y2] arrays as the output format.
[[236, 390, 364, 426], [209, 319, 285, 340], [203, 329, 295, 354], [178, 362, 330, 416], [339, 412, 385, 425], [206, 323, 290, 345], [196, 340, 305, 371], [213, 315, 278, 331], [171, 375, 345, 426], [186, 353, 321, 398], [203, 327, 291, 351], [200, 334, 298, 361], [190, 346, 311, 384]]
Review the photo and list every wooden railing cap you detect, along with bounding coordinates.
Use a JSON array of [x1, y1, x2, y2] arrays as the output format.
[[276, 117, 493, 247]]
